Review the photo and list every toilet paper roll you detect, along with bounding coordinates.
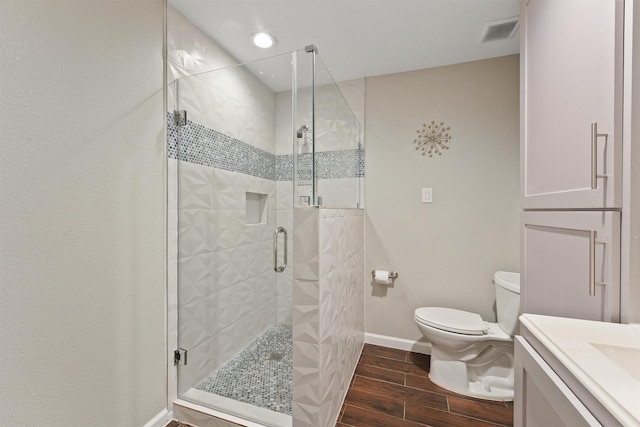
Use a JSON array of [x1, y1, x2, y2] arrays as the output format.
[[374, 270, 390, 284]]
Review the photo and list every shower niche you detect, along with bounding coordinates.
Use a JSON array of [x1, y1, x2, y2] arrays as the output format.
[[168, 46, 364, 427], [246, 192, 268, 225]]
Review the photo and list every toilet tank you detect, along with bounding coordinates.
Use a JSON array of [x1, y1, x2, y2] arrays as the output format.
[[494, 271, 520, 335]]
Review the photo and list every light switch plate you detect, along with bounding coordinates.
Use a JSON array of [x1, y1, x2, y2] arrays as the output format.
[[422, 187, 432, 203]]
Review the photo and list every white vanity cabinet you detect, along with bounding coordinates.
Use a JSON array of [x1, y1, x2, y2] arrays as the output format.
[[514, 337, 602, 427], [520, 0, 624, 210], [515, 315, 639, 427]]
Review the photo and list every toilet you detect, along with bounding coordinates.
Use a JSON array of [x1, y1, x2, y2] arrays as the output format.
[[414, 271, 520, 401]]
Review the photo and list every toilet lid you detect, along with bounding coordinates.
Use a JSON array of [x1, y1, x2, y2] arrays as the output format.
[[415, 307, 488, 335]]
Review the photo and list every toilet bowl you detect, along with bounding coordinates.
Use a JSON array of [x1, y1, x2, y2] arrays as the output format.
[[414, 271, 520, 401]]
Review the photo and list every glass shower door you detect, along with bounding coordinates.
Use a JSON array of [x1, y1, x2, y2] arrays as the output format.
[[170, 52, 296, 425]]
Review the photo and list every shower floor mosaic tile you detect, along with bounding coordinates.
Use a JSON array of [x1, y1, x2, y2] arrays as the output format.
[[195, 324, 293, 415]]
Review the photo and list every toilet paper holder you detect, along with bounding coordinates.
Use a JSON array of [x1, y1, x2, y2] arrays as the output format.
[[371, 270, 399, 280]]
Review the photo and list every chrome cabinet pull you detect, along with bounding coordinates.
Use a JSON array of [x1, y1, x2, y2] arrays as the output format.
[[273, 226, 287, 273], [589, 230, 596, 295], [588, 230, 607, 296], [590, 122, 608, 189]]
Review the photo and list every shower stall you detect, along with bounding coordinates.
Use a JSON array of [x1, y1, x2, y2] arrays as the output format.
[[167, 47, 364, 427]]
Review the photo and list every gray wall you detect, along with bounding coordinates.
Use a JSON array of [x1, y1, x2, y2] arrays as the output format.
[[0, 1, 166, 425], [364, 55, 521, 341]]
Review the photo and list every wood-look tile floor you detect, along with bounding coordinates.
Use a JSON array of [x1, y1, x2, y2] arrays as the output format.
[[336, 344, 514, 427]]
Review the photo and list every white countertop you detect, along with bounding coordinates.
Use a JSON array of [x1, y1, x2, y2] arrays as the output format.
[[520, 314, 640, 426]]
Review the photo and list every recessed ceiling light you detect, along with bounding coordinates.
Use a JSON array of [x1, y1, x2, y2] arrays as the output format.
[[251, 32, 276, 48]]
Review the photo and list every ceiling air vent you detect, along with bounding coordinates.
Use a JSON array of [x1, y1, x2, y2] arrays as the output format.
[[479, 16, 520, 44]]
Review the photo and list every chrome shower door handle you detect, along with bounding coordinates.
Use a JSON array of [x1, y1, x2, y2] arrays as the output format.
[[273, 226, 287, 273]]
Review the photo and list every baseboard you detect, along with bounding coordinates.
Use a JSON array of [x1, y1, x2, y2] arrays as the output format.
[[143, 408, 172, 427], [364, 332, 431, 355]]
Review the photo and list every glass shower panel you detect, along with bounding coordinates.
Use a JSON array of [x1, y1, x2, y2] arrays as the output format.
[[311, 52, 362, 208], [171, 53, 295, 426]]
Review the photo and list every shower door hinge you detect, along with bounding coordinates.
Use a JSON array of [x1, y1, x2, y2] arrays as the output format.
[[173, 110, 187, 127], [174, 348, 188, 366]]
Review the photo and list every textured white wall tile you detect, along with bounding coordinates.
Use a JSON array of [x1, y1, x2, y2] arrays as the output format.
[[337, 78, 366, 126], [292, 208, 364, 427], [293, 278, 320, 306], [293, 208, 319, 281], [213, 169, 249, 211], [245, 222, 271, 250], [213, 280, 256, 331], [255, 115, 276, 154], [174, 66, 276, 154], [168, 6, 237, 82], [275, 125, 293, 156], [275, 90, 295, 157], [179, 209, 217, 257], [255, 271, 277, 306], [292, 340, 320, 404], [277, 268, 293, 298], [211, 246, 251, 291], [211, 312, 260, 373], [276, 296, 293, 325], [276, 181, 294, 211], [180, 161, 215, 209], [276, 265, 293, 325], [291, 402, 319, 427], [292, 304, 319, 344], [212, 170, 275, 212], [318, 209, 364, 427], [317, 178, 361, 209], [214, 210, 246, 249], [179, 252, 215, 305], [276, 210, 294, 233], [179, 296, 211, 350], [252, 301, 277, 335], [292, 277, 320, 344], [313, 88, 360, 153], [178, 335, 217, 395], [250, 240, 275, 277]]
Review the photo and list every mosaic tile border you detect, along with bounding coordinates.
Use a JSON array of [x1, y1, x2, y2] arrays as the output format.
[[167, 113, 364, 181], [167, 114, 275, 180], [276, 151, 364, 181]]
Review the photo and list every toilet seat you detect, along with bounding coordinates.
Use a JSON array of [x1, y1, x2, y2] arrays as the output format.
[[415, 307, 488, 336]]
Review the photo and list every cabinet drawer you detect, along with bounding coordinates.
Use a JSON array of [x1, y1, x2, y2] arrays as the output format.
[[520, 211, 620, 322]]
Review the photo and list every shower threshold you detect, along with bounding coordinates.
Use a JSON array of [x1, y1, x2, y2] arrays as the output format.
[[186, 324, 292, 425]]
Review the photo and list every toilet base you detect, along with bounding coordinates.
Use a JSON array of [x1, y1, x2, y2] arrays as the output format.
[[429, 345, 514, 401]]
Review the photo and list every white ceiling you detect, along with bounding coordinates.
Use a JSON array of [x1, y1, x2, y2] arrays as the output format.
[[169, 0, 520, 89]]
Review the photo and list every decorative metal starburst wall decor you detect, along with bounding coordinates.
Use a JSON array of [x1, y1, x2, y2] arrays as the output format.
[[414, 121, 452, 157]]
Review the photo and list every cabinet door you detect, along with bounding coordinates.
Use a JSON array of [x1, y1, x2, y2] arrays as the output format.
[[521, 0, 623, 209], [514, 337, 603, 427], [521, 211, 620, 322]]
